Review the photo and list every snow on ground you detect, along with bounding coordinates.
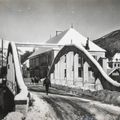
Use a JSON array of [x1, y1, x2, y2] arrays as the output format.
[[2, 93, 58, 120], [2, 112, 24, 120], [26, 93, 58, 120]]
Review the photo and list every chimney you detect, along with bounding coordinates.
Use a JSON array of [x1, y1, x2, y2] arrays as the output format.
[[56, 31, 62, 36], [85, 37, 90, 50], [71, 24, 73, 28]]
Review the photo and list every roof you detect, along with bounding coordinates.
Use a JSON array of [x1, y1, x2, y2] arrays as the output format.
[[112, 53, 120, 62], [107, 67, 120, 75], [23, 59, 29, 68], [46, 29, 69, 44], [46, 28, 105, 52], [29, 47, 53, 59]]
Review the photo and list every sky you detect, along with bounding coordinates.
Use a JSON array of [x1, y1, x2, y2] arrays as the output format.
[[0, 0, 120, 44]]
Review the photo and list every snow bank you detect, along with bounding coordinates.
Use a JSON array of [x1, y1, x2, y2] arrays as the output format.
[[25, 93, 58, 120], [3, 93, 58, 120], [3, 112, 24, 120]]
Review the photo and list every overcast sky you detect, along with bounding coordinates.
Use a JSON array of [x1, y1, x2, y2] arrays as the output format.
[[0, 0, 120, 43]]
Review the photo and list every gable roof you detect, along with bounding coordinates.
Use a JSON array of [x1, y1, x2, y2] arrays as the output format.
[[112, 53, 120, 62], [29, 47, 53, 59], [107, 67, 120, 75], [46, 28, 105, 52], [46, 29, 69, 44]]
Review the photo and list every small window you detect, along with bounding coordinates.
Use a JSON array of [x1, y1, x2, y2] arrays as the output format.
[[78, 67, 82, 77], [114, 64, 116, 67], [78, 54, 82, 65], [88, 67, 92, 71], [64, 55, 66, 63], [64, 69, 66, 78]]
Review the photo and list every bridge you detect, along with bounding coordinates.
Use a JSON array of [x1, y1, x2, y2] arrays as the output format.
[[0, 41, 120, 116]]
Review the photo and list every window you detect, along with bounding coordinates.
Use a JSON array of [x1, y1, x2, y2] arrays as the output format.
[[78, 67, 82, 77], [114, 64, 116, 67], [78, 54, 83, 65], [64, 54, 66, 63], [36, 57, 39, 66], [64, 69, 66, 78], [88, 67, 92, 71]]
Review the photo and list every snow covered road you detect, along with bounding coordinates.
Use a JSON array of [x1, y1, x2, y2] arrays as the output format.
[[31, 92, 120, 120]]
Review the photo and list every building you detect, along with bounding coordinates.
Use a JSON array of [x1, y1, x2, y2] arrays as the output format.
[[108, 53, 120, 68], [29, 47, 54, 78], [29, 28, 106, 90]]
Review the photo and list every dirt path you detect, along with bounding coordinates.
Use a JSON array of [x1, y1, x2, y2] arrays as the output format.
[[31, 91, 119, 120]]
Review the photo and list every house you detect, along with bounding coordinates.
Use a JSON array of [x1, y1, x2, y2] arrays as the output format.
[[29, 47, 54, 78], [29, 28, 107, 90], [108, 53, 120, 68]]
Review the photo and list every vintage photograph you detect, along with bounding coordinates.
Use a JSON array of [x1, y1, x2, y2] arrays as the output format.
[[0, 0, 120, 120]]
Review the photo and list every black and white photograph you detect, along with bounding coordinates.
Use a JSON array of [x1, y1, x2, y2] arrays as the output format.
[[0, 0, 120, 119]]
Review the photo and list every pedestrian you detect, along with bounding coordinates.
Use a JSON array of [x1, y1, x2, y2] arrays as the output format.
[[31, 77, 34, 84], [34, 76, 38, 85], [43, 77, 51, 95]]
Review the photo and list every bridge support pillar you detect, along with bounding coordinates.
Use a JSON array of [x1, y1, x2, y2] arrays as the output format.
[[15, 98, 29, 114]]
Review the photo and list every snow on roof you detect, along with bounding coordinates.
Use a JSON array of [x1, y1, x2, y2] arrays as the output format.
[[112, 53, 120, 62], [29, 47, 53, 58], [46, 28, 105, 52], [107, 68, 116, 75], [107, 67, 120, 75], [49, 44, 120, 87], [46, 29, 69, 44]]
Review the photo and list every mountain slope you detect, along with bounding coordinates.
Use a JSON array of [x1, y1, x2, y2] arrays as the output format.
[[94, 30, 120, 58]]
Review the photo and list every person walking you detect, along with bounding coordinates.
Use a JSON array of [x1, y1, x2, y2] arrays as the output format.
[[43, 77, 51, 95]]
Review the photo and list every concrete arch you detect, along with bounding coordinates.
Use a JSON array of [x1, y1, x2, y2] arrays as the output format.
[[6, 42, 28, 112], [48, 44, 120, 91]]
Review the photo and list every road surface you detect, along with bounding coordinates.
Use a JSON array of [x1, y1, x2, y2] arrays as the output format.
[[31, 91, 119, 120]]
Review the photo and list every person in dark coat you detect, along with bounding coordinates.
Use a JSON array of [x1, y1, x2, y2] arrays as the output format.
[[43, 77, 51, 95]]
